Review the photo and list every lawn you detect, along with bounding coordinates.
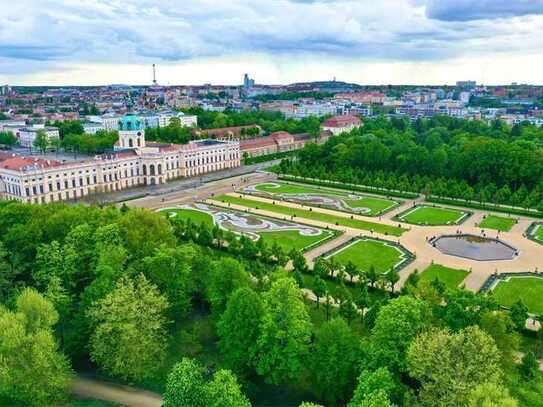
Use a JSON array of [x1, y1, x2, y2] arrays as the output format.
[[253, 181, 398, 216], [492, 277, 543, 314], [212, 195, 406, 236], [328, 239, 405, 273], [397, 205, 468, 226], [162, 208, 214, 227], [257, 229, 334, 252], [477, 215, 516, 232], [419, 264, 469, 289], [532, 224, 543, 242]]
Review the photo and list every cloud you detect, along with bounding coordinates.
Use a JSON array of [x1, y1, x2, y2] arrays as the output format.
[[423, 0, 543, 21], [1, 0, 543, 84]]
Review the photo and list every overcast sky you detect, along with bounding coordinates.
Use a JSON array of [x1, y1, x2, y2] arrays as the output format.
[[1, 0, 543, 86]]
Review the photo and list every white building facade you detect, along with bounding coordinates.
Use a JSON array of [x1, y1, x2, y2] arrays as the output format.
[[0, 115, 240, 204], [18, 126, 60, 148]]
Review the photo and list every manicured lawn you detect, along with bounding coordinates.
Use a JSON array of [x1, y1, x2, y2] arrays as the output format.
[[162, 208, 214, 227], [257, 229, 334, 252], [493, 277, 543, 314], [253, 181, 398, 216], [212, 195, 406, 236], [397, 205, 468, 226], [477, 215, 516, 232], [328, 239, 405, 273], [533, 224, 543, 242], [419, 264, 469, 289]]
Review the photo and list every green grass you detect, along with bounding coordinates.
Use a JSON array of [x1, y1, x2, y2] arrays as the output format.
[[493, 277, 543, 314], [213, 195, 406, 236], [257, 229, 334, 252], [254, 181, 398, 216], [533, 224, 543, 242], [162, 208, 214, 227], [397, 205, 468, 226], [328, 239, 404, 273], [477, 215, 517, 232], [419, 264, 469, 289]]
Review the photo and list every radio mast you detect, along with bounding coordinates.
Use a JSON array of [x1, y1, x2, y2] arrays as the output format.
[[152, 64, 158, 86]]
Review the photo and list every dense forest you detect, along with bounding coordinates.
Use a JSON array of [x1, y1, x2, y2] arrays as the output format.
[[278, 116, 543, 210], [1, 201, 543, 406]]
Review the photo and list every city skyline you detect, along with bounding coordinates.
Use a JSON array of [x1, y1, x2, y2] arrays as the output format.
[[1, 0, 543, 86]]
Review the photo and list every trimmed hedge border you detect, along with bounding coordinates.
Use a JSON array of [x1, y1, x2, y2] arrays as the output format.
[[315, 236, 416, 274], [479, 271, 543, 296], [277, 174, 419, 200], [426, 196, 543, 219], [203, 201, 342, 253], [525, 222, 543, 246], [392, 203, 473, 226], [240, 181, 401, 218]]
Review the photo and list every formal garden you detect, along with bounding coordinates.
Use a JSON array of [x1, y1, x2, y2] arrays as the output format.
[[418, 264, 470, 289], [321, 237, 414, 274], [244, 181, 400, 216], [490, 275, 543, 315], [161, 204, 336, 252], [211, 194, 406, 236], [477, 215, 518, 232], [394, 205, 471, 226], [527, 222, 543, 245]]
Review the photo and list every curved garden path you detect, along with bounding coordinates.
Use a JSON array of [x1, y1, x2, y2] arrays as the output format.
[[71, 377, 162, 407]]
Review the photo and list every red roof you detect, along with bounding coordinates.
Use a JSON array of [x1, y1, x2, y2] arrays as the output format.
[[240, 138, 276, 150], [323, 115, 361, 128], [0, 156, 62, 171], [269, 131, 293, 140]]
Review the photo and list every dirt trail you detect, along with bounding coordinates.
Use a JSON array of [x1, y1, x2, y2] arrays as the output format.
[[71, 377, 163, 407]]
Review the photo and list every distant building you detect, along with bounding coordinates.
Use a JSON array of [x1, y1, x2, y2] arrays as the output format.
[[194, 125, 262, 140], [456, 81, 476, 89], [243, 74, 255, 90], [240, 130, 332, 158], [322, 115, 362, 135], [18, 126, 60, 148], [83, 122, 104, 135]]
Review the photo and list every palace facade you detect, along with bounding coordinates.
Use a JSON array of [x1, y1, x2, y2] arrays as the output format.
[[0, 115, 240, 204]]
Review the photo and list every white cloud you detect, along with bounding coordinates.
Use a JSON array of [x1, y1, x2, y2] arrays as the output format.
[[0, 0, 542, 84]]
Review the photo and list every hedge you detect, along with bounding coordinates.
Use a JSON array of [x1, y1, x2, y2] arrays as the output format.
[[426, 196, 543, 219]]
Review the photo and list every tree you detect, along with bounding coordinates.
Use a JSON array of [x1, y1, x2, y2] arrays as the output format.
[[340, 298, 358, 325], [344, 261, 360, 283], [467, 382, 518, 407], [206, 369, 251, 407], [349, 389, 394, 407], [479, 311, 520, 367], [87, 274, 169, 382], [218, 287, 265, 375], [207, 258, 251, 316], [519, 351, 539, 381], [256, 278, 312, 384], [33, 129, 49, 153], [163, 358, 250, 407], [0, 288, 72, 406], [385, 269, 400, 293], [407, 326, 503, 406], [309, 318, 360, 405], [312, 276, 327, 308], [365, 265, 379, 289], [368, 296, 431, 373], [0, 130, 17, 146], [510, 300, 528, 332], [349, 368, 399, 407], [163, 358, 207, 407]]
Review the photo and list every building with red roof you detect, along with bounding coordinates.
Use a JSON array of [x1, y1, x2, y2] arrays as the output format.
[[322, 115, 362, 135]]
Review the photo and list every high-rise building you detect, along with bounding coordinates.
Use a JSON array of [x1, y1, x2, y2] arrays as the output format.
[[243, 74, 255, 90]]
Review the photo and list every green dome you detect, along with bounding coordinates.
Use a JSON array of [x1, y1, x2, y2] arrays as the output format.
[[119, 115, 144, 131]]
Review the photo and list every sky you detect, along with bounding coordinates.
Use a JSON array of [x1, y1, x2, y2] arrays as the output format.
[[1, 0, 543, 86]]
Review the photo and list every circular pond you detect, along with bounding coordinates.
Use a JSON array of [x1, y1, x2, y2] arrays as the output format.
[[431, 234, 518, 261]]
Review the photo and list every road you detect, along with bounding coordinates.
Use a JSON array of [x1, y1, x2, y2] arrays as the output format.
[[71, 377, 163, 407]]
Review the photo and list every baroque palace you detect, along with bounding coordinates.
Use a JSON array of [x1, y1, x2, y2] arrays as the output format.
[[0, 116, 240, 204]]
